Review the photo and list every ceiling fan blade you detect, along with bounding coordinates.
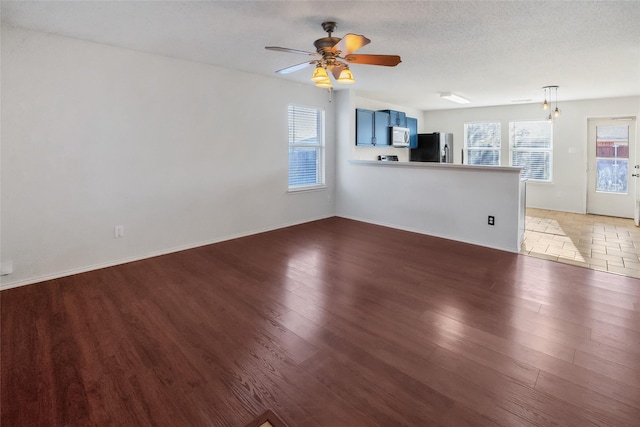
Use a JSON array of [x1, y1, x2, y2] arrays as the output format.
[[329, 62, 345, 80], [265, 46, 318, 56], [334, 33, 371, 55], [276, 61, 316, 75], [344, 54, 402, 66]]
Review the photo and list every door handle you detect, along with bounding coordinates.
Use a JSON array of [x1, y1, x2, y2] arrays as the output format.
[[633, 174, 640, 177]]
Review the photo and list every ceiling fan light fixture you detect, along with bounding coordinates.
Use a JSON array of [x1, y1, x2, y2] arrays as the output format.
[[337, 67, 355, 84], [266, 21, 401, 91], [440, 92, 470, 104], [315, 78, 332, 88], [311, 66, 329, 82]]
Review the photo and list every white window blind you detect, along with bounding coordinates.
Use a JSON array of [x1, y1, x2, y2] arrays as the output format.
[[510, 121, 552, 181], [288, 105, 324, 189], [464, 122, 501, 166]]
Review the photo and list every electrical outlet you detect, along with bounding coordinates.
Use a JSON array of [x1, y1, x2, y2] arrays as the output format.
[[114, 225, 124, 238], [488, 216, 495, 226]]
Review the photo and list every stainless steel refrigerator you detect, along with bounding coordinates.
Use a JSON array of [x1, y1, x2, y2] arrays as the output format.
[[410, 133, 454, 163]]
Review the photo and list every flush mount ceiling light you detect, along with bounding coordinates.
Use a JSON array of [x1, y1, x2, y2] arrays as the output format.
[[440, 92, 470, 104], [542, 85, 560, 122]]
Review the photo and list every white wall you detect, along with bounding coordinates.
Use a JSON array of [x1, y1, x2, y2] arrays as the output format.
[[335, 90, 523, 252], [0, 27, 336, 288], [423, 97, 640, 213], [3, 27, 637, 288]]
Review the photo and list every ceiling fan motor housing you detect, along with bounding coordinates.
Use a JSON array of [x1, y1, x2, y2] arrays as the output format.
[[314, 37, 340, 52], [321, 21, 337, 34], [316, 21, 341, 57]]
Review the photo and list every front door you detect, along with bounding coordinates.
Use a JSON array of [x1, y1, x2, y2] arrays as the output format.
[[587, 117, 637, 219]]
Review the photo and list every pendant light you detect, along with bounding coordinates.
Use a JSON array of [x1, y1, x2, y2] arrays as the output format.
[[553, 87, 561, 117], [542, 85, 560, 121], [542, 87, 549, 110]]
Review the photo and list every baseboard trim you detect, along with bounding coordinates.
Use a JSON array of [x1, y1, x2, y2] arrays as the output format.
[[335, 214, 518, 254], [0, 215, 333, 291]]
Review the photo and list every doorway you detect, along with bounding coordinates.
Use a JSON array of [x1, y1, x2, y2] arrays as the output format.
[[587, 117, 637, 219]]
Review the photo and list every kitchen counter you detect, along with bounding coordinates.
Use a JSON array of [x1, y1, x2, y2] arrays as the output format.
[[349, 159, 522, 173], [341, 159, 526, 253]]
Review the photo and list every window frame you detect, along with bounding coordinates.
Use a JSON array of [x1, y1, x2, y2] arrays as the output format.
[[463, 121, 502, 166], [287, 104, 326, 192], [509, 120, 553, 182]]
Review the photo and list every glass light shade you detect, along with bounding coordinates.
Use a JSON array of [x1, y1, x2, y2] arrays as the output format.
[[311, 67, 329, 82], [315, 78, 332, 88], [547, 113, 553, 123], [542, 99, 549, 110], [337, 68, 355, 84], [554, 107, 560, 117]]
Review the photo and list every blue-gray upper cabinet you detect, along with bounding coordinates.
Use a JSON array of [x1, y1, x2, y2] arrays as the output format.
[[374, 111, 390, 146], [380, 109, 407, 127], [406, 117, 418, 148], [356, 109, 374, 146], [356, 109, 390, 146]]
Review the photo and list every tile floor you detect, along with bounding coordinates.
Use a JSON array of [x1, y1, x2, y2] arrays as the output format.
[[521, 207, 640, 279]]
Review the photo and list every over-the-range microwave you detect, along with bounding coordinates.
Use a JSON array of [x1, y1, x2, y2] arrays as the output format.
[[391, 126, 410, 147]]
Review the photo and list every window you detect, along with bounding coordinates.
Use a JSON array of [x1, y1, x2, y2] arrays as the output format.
[[464, 122, 501, 166], [510, 121, 552, 181], [595, 125, 629, 193], [288, 105, 325, 190]]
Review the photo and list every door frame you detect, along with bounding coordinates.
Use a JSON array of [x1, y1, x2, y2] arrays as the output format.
[[585, 116, 638, 220]]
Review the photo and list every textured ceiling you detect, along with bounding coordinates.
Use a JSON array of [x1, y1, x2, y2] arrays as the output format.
[[2, 1, 639, 110]]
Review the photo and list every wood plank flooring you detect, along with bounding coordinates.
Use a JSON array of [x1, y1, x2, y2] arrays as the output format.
[[2, 217, 639, 426]]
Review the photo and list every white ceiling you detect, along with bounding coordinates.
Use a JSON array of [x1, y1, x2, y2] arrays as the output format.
[[2, 1, 639, 110]]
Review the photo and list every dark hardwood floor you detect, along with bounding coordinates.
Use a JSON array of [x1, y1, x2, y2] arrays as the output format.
[[2, 217, 639, 426]]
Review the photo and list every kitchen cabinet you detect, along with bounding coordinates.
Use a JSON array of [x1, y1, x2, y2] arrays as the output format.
[[406, 117, 418, 149], [356, 109, 390, 146], [356, 109, 374, 146], [374, 111, 390, 146], [380, 109, 407, 127]]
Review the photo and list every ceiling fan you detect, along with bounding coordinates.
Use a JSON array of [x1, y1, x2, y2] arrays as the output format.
[[265, 21, 401, 88]]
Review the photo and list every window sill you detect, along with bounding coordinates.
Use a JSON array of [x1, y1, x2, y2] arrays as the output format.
[[287, 185, 327, 194], [524, 180, 553, 185]]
